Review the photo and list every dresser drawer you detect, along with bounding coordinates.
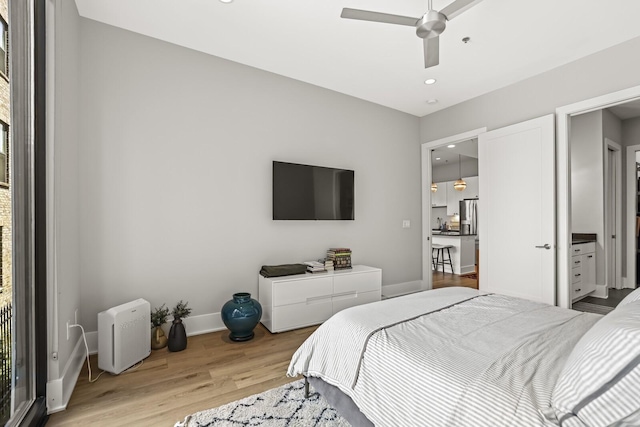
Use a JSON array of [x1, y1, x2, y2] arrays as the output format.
[[272, 277, 333, 307], [334, 271, 381, 294], [272, 300, 333, 332], [572, 242, 596, 255], [571, 267, 582, 284]]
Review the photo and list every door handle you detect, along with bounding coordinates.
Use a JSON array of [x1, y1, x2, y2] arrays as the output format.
[[535, 244, 551, 250], [612, 235, 616, 239]]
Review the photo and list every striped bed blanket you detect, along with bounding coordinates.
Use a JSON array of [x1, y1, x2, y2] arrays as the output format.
[[287, 287, 600, 427]]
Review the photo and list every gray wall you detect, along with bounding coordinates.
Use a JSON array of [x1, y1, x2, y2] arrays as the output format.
[[432, 157, 478, 182], [77, 19, 421, 331], [420, 36, 640, 142], [570, 111, 605, 285], [50, 0, 81, 385]]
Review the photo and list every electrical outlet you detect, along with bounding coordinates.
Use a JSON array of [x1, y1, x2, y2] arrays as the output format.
[[402, 220, 411, 228], [66, 321, 70, 340]]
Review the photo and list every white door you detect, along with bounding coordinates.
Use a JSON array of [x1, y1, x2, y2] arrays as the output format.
[[478, 115, 555, 304]]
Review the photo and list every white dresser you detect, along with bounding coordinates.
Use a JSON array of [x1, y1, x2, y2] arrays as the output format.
[[571, 242, 596, 301], [258, 265, 382, 333]]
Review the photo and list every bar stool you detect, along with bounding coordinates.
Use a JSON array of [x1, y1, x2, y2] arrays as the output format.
[[432, 244, 454, 274]]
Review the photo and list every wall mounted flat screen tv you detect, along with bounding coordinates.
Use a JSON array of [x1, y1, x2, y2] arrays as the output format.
[[273, 161, 354, 220]]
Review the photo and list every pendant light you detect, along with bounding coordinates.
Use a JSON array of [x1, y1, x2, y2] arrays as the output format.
[[453, 154, 466, 192], [431, 182, 438, 192]]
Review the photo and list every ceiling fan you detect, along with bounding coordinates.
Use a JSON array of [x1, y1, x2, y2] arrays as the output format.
[[341, 0, 483, 68]]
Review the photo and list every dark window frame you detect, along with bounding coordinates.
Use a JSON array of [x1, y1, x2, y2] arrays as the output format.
[[0, 14, 7, 79], [0, 120, 9, 187]]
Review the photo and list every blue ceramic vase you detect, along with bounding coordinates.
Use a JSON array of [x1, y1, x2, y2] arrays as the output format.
[[221, 292, 262, 342]]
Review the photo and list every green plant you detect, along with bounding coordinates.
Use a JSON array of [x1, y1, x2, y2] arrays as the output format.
[[150, 304, 170, 327], [172, 300, 192, 321]]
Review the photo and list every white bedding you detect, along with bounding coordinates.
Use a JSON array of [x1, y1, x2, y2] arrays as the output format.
[[287, 288, 601, 427]]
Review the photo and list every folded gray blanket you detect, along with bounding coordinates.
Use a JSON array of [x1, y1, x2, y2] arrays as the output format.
[[260, 264, 307, 278]]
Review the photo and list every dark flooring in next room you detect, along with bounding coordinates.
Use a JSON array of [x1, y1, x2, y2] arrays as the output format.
[[581, 288, 634, 307], [573, 288, 634, 315]]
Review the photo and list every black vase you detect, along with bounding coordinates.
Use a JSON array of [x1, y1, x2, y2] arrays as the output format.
[[168, 319, 187, 352]]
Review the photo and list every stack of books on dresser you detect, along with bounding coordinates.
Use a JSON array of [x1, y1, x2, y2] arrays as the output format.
[[326, 248, 352, 270], [304, 261, 327, 274], [323, 258, 334, 271]]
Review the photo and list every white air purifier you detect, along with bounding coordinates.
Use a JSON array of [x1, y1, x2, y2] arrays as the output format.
[[98, 298, 151, 374]]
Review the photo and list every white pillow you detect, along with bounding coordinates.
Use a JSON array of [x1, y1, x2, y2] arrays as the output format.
[[617, 287, 640, 308], [551, 300, 640, 427]]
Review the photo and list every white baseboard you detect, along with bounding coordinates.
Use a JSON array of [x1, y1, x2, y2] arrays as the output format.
[[382, 281, 423, 299], [47, 336, 86, 413], [50, 312, 228, 414], [84, 312, 228, 354], [591, 284, 608, 299]]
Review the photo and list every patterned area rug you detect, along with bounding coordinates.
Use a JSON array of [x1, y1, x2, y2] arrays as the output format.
[[572, 301, 614, 315], [175, 379, 349, 427]]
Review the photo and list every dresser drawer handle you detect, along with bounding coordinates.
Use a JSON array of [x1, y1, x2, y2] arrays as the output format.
[[574, 273, 581, 277], [575, 288, 582, 292], [574, 261, 580, 264], [587, 255, 593, 258]]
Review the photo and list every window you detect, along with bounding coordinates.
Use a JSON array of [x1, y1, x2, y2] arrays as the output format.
[[0, 16, 6, 77], [0, 122, 7, 185]]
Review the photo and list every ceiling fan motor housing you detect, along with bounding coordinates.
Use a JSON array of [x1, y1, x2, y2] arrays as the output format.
[[416, 10, 446, 39]]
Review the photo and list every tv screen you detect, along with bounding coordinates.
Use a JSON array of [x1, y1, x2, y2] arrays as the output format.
[[273, 161, 354, 220]]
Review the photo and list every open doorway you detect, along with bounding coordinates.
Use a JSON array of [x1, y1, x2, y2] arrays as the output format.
[[568, 100, 639, 314], [430, 140, 479, 290], [421, 127, 486, 291]]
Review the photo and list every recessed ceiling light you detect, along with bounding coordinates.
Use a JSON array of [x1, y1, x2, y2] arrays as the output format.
[[436, 157, 441, 160], [424, 78, 437, 85], [219, 0, 233, 3], [447, 144, 456, 148], [426, 99, 438, 104]]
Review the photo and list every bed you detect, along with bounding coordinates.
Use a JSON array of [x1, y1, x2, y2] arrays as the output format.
[[287, 287, 640, 427]]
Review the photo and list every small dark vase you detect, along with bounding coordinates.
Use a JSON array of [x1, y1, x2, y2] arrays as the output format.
[[221, 292, 262, 342], [168, 318, 187, 352]]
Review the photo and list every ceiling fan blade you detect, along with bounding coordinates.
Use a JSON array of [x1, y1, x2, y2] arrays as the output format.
[[341, 8, 420, 27], [439, 0, 483, 21], [424, 36, 440, 68]]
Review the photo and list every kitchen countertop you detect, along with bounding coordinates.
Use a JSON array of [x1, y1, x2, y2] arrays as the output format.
[[572, 233, 597, 244], [432, 231, 477, 236]]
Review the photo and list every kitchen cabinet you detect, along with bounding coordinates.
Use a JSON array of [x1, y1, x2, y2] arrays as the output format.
[[446, 177, 479, 215], [464, 176, 479, 198], [431, 179, 478, 209], [431, 182, 447, 207], [446, 181, 461, 215], [571, 242, 596, 301]]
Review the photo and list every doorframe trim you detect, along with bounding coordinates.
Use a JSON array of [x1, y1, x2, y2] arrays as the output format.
[[604, 138, 622, 291], [556, 84, 640, 308], [421, 127, 486, 290], [625, 144, 640, 290]]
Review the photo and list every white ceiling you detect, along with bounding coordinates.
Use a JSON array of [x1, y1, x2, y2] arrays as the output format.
[[608, 99, 640, 120], [74, 0, 640, 118], [432, 138, 477, 165]]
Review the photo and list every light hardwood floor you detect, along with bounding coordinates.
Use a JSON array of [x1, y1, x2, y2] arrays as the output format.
[[47, 280, 475, 426], [47, 324, 317, 426], [432, 271, 478, 289]]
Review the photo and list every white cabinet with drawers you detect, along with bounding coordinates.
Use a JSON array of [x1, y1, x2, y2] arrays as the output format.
[[571, 242, 596, 301], [258, 265, 382, 333]]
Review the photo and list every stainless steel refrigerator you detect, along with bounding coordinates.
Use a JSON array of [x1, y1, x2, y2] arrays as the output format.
[[459, 198, 478, 235]]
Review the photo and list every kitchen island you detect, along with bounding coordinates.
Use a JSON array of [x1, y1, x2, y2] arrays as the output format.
[[432, 232, 476, 275]]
